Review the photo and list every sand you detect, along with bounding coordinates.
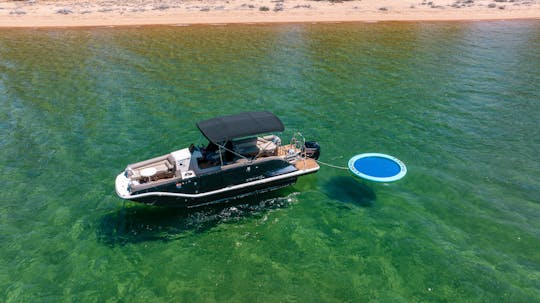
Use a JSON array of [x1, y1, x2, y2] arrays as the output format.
[[0, 0, 539, 28]]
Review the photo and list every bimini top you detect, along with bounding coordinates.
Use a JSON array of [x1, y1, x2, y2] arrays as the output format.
[[197, 111, 285, 143]]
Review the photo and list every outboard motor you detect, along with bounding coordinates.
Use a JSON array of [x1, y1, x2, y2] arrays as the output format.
[[304, 141, 321, 160]]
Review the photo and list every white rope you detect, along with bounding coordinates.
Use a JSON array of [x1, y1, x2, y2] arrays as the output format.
[[316, 159, 349, 170]]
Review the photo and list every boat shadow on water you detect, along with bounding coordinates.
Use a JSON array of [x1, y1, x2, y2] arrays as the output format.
[[97, 188, 299, 247], [324, 176, 376, 208]]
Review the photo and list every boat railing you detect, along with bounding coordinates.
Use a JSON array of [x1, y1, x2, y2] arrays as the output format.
[[289, 132, 308, 169]]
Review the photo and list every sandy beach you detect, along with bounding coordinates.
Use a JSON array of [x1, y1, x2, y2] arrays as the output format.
[[0, 0, 539, 28]]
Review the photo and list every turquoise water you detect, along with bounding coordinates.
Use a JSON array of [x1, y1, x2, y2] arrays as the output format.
[[1, 21, 539, 302]]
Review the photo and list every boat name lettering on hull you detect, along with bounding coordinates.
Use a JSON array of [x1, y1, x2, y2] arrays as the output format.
[[246, 175, 264, 182]]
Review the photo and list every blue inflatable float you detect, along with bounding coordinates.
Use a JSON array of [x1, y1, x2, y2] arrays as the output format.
[[348, 153, 407, 182]]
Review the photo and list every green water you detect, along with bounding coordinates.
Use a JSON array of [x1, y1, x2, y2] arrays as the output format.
[[1, 21, 539, 302]]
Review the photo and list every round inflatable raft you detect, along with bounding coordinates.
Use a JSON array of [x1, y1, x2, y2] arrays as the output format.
[[348, 153, 407, 182]]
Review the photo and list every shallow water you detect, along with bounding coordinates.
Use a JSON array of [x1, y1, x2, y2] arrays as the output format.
[[1, 21, 539, 302]]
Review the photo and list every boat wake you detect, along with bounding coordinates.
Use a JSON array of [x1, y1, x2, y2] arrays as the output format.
[[97, 191, 299, 246]]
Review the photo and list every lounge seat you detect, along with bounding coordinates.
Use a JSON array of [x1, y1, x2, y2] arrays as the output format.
[[131, 159, 175, 181], [256, 135, 280, 157], [233, 137, 259, 157]]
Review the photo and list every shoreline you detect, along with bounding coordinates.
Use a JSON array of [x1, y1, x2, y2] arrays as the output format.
[[1, 0, 539, 28]]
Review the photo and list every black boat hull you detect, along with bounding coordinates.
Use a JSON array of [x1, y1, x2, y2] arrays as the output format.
[[129, 175, 298, 208]]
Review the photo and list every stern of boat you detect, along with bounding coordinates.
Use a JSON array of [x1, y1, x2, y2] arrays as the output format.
[[276, 132, 321, 176], [294, 157, 320, 175]]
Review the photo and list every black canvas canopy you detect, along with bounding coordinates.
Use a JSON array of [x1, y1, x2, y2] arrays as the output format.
[[197, 111, 284, 144]]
